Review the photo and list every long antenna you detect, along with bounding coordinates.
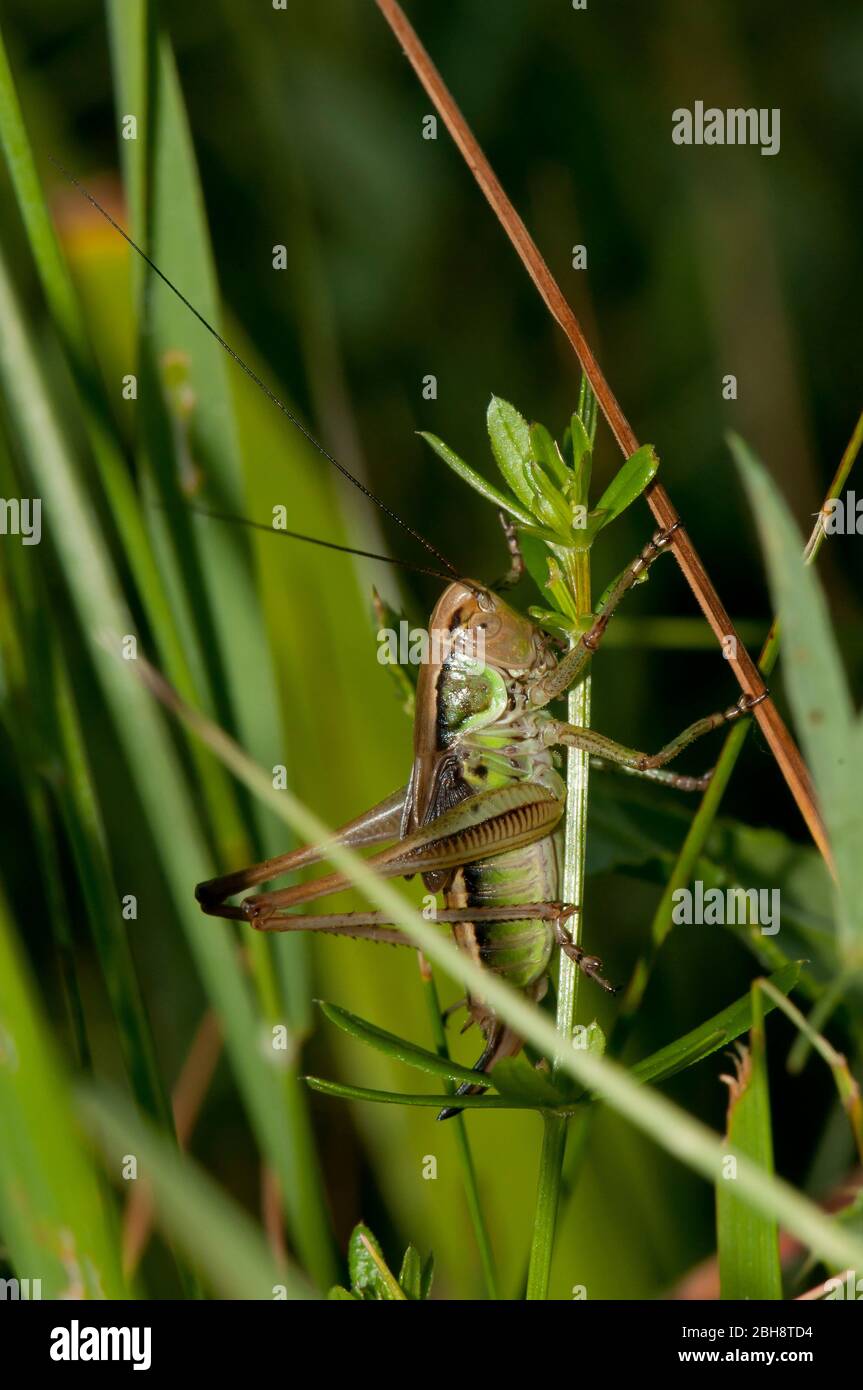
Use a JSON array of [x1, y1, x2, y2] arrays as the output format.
[[48, 154, 459, 580], [182, 503, 455, 582]]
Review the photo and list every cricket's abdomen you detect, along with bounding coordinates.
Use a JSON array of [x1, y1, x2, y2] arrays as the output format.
[[445, 831, 559, 991]]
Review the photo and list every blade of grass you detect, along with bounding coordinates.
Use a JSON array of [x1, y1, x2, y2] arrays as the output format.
[[756, 979, 863, 1165], [136, 655, 863, 1274], [631, 963, 802, 1087], [0, 15, 247, 869], [0, 241, 336, 1289], [51, 639, 174, 1129], [716, 989, 782, 1300], [122, 1009, 222, 1274], [0, 884, 126, 1298], [106, 15, 332, 1260], [732, 433, 862, 954], [78, 1083, 314, 1299], [418, 960, 499, 1298]]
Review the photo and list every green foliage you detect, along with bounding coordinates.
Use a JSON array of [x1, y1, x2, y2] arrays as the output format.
[[329, 1225, 433, 1301], [732, 435, 863, 956], [424, 395, 657, 559], [0, 2, 858, 1306], [716, 996, 782, 1300], [307, 965, 801, 1111]]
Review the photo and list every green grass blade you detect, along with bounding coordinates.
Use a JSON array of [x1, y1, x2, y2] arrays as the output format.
[[632, 963, 802, 1087], [418, 966, 499, 1298], [0, 884, 126, 1299], [0, 241, 335, 1289], [106, 38, 334, 1283], [51, 641, 173, 1129], [0, 11, 250, 871], [732, 434, 861, 954], [78, 1083, 314, 1300], [716, 988, 782, 1299]]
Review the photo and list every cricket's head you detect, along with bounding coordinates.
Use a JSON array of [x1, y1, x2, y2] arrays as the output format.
[[428, 580, 544, 674]]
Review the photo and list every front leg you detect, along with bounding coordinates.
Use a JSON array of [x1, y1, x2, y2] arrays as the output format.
[[528, 522, 680, 709]]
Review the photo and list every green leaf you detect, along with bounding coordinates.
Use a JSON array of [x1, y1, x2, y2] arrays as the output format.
[[399, 1244, 423, 1299], [589, 444, 659, 535], [529, 421, 570, 487], [522, 459, 572, 536], [304, 1076, 548, 1108], [348, 1224, 405, 1300], [419, 431, 533, 526], [487, 395, 535, 509], [731, 433, 862, 953], [493, 1054, 567, 1104], [716, 990, 782, 1300], [327, 1285, 358, 1300], [528, 606, 580, 640], [631, 963, 802, 1087], [317, 1000, 495, 1087], [421, 1251, 436, 1300], [564, 413, 593, 507]]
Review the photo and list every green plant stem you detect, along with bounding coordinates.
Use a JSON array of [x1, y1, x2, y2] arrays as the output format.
[[526, 546, 591, 1300], [419, 962, 499, 1298]]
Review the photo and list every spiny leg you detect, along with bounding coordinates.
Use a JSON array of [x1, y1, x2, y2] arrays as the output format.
[[542, 690, 768, 778], [528, 522, 680, 708], [493, 509, 525, 590], [238, 782, 564, 924], [589, 756, 713, 794], [554, 918, 617, 993], [195, 785, 407, 919], [247, 902, 579, 934]]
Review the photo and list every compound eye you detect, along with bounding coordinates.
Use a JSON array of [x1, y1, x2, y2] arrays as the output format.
[[472, 612, 502, 638]]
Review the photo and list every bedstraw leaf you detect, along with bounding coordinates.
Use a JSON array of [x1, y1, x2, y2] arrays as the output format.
[[419, 430, 533, 525], [487, 395, 536, 509]]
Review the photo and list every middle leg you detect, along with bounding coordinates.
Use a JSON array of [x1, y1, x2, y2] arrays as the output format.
[[542, 690, 767, 778]]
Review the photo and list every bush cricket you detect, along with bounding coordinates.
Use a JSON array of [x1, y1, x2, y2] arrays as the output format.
[[59, 169, 768, 1119]]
